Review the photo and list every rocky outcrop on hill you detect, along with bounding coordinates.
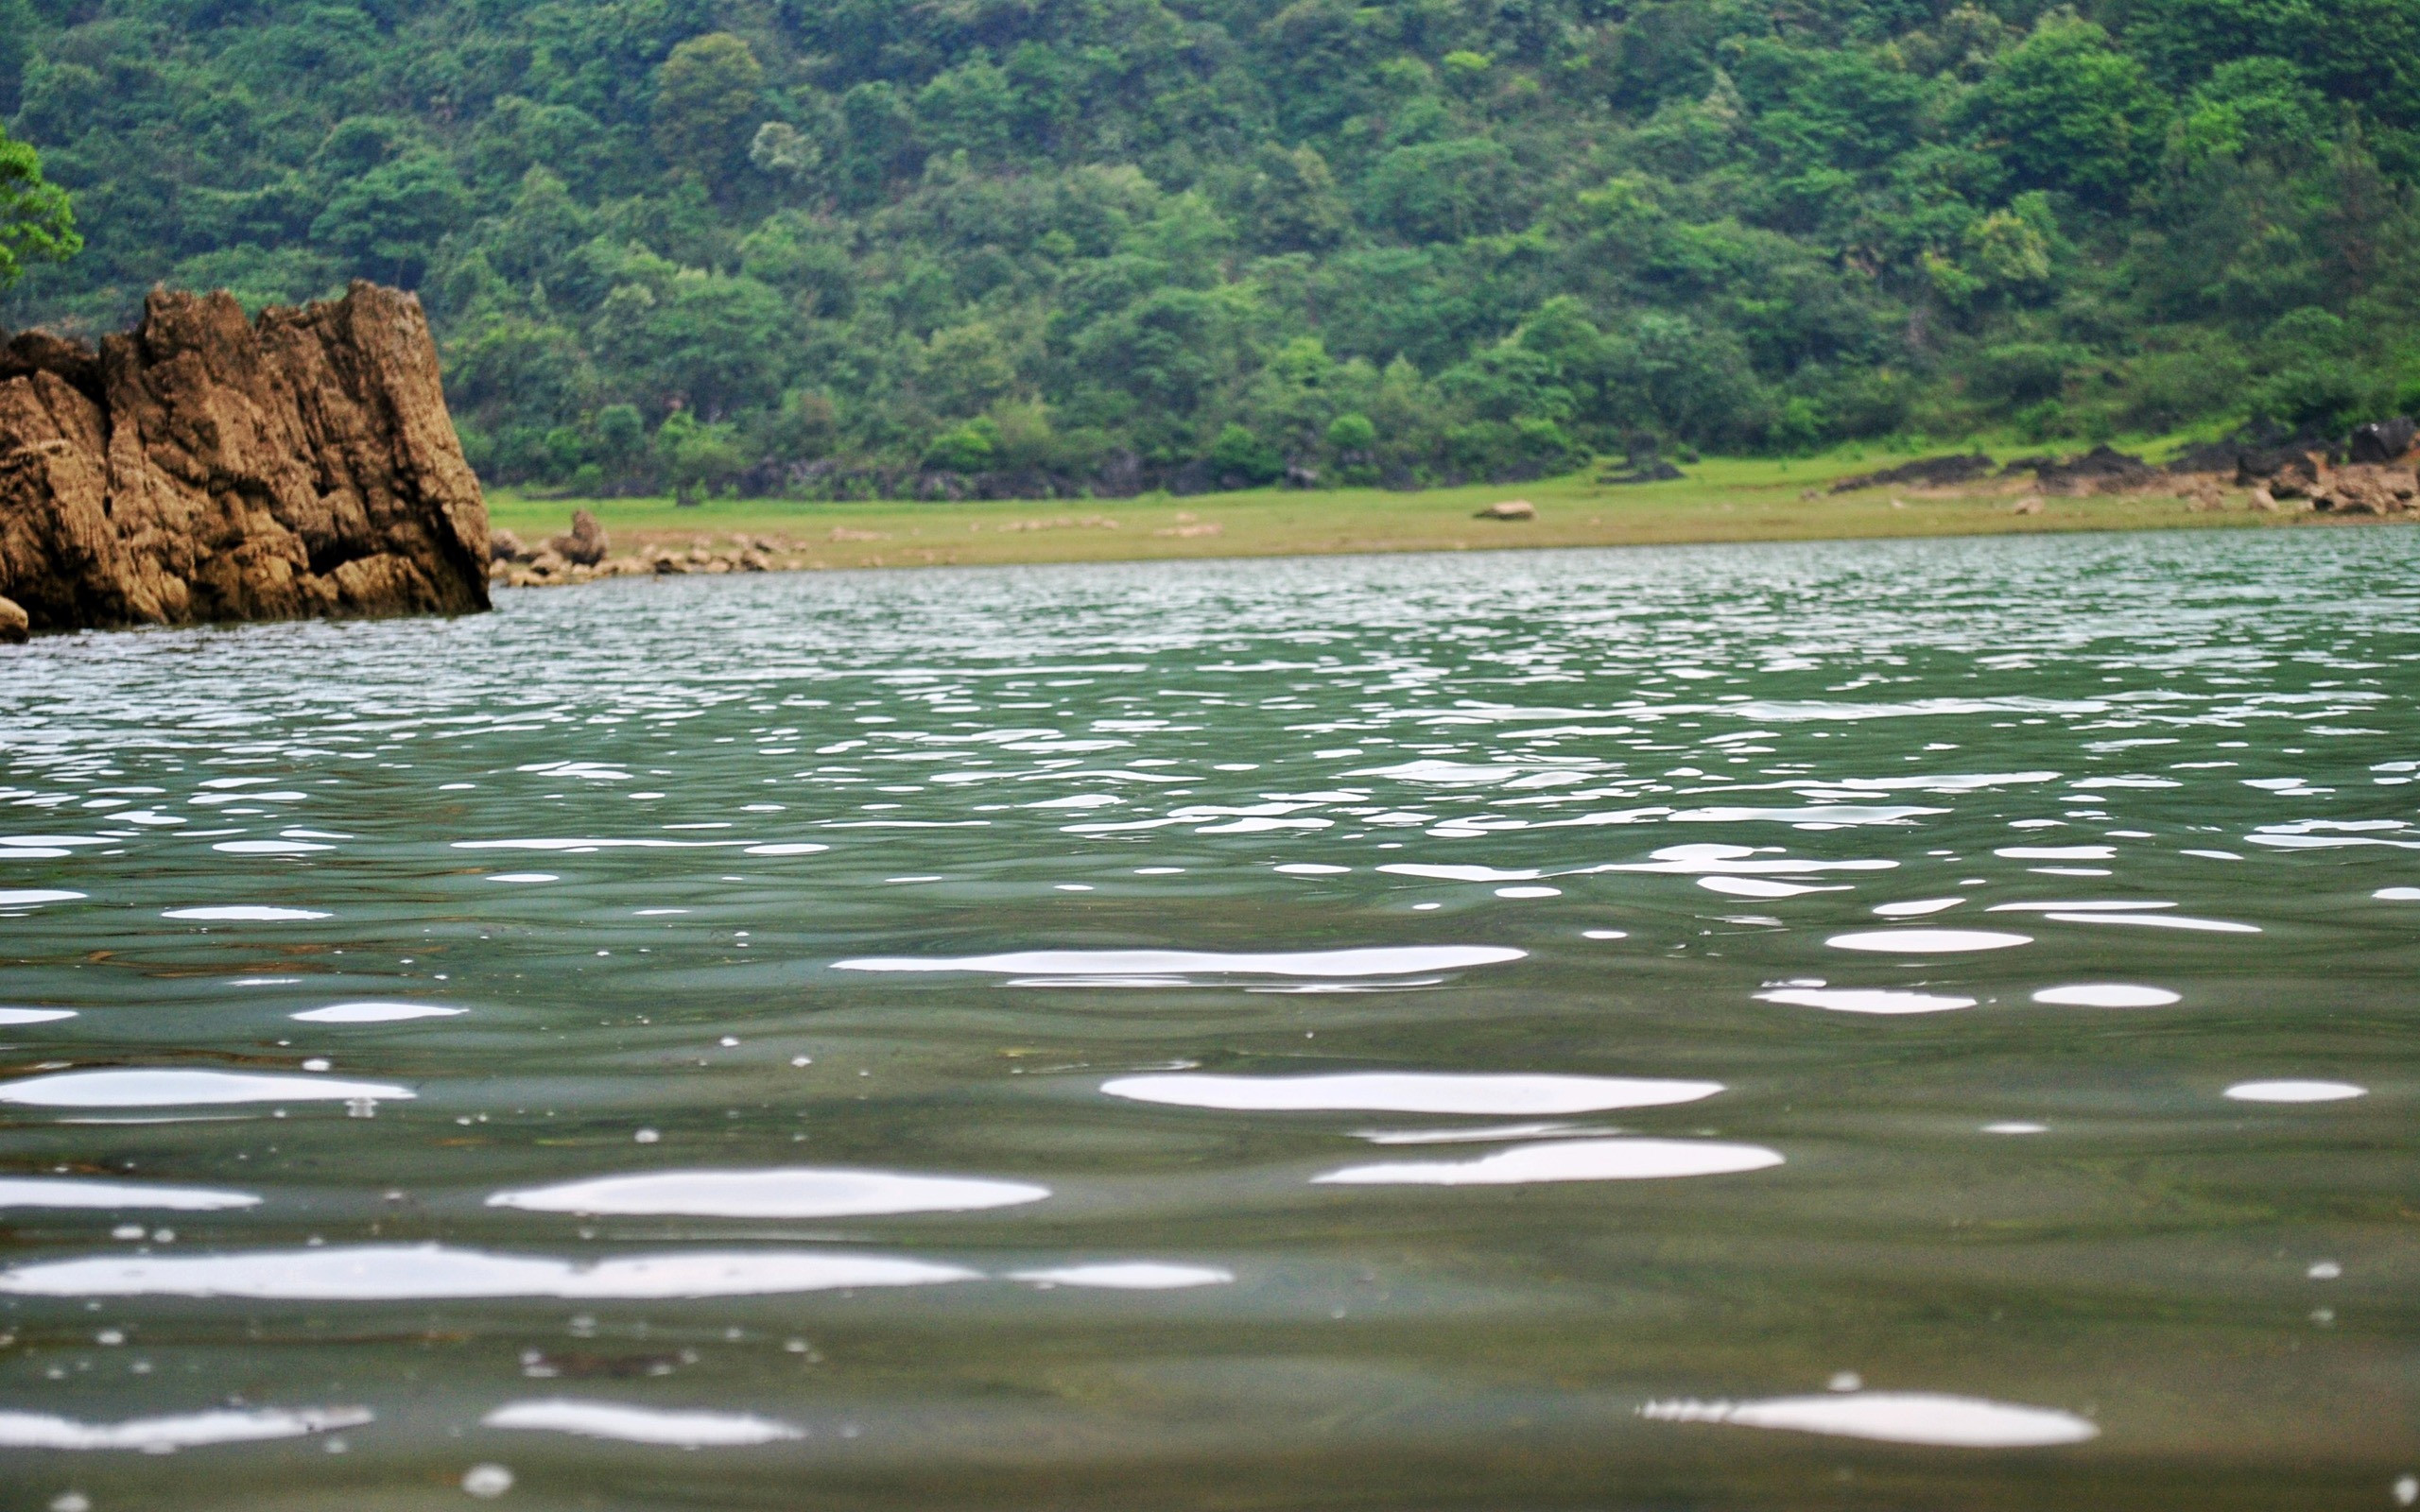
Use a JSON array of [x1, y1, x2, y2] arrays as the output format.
[[1827, 453, 1994, 493], [0, 281, 489, 639]]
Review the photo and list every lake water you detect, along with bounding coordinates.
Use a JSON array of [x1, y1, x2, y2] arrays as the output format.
[[0, 528, 2414, 1509]]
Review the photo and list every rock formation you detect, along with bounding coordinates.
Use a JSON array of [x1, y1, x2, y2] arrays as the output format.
[[549, 507, 608, 565], [2311, 463, 2419, 515], [0, 281, 490, 639]]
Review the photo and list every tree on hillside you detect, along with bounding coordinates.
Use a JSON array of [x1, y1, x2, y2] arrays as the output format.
[[0, 124, 78, 290], [653, 33, 767, 187]]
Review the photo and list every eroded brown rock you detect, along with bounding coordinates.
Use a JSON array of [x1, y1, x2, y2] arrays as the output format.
[[549, 508, 607, 566], [2312, 464, 2418, 515], [0, 281, 489, 635]]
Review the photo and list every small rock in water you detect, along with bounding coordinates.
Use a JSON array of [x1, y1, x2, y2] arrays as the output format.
[[0, 593, 26, 644]]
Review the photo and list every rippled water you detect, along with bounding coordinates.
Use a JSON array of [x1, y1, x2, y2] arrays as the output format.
[[1, 530, 2415, 1509]]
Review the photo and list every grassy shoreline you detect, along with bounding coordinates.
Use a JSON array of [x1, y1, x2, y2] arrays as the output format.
[[483, 448, 2354, 576]]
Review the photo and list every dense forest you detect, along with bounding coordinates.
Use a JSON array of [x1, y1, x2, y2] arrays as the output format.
[[3, 0, 2418, 497]]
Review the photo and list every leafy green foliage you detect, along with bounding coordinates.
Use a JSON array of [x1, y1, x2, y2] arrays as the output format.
[[0, 121, 76, 290], [5, 0, 2417, 494]]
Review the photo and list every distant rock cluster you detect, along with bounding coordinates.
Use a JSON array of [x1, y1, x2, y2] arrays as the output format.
[[0, 282, 491, 642], [487, 521, 787, 586], [1821, 417, 2420, 518]]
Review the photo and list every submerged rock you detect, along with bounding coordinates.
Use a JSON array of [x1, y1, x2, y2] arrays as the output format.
[[0, 282, 490, 635]]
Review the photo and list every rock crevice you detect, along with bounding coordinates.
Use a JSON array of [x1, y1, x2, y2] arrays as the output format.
[[0, 281, 490, 639]]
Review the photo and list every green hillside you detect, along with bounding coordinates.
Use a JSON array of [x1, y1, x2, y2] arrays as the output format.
[[3, 0, 2417, 498]]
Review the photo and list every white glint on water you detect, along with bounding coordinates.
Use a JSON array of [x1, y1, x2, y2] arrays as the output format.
[[1495, 885, 1562, 898], [2031, 985, 2180, 1007], [487, 1167, 1050, 1218], [1983, 1122, 2049, 1134], [0, 889, 84, 905], [0, 1245, 982, 1299], [485, 872, 559, 882], [746, 843, 829, 855], [1008, 1263, 1234, 1289], [0, 1007, 76, 1024], [1101, 1073, 1722, 1115], [1985, 901, 2177, 912], [835, 947, 1526, 977], [462, 1465, 514, 1498], [0, 1070, 414, 1107], [1355, 1122, 1596, 1144], [1596, 844, 1897, 876], [1825, 930, 2031, 954], [2224, 1080, 2367, 1104], [161, 906, 329, 921], [1316, 1138, 1782, 1186], [291, 1002, 466, 1023], [1376, 864, 1541, 882], [482, 1400, 804, 1448], [0, 1177, 260, 1211], [1639, 1392, 2097, 1448], [0, 1406, 372, 1452], [451, 838, 752, 851], [1755, 988, 1977, 1015], [1696, 876, 1840, 899], [1872, 898, 1963, 918], [1994, 846, 2117, 861], [2376, 887, 2420, 901], [2042, 912, 2259, 934]]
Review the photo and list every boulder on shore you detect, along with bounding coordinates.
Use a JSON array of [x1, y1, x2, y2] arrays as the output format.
[[2348, 417, 2416, 465], [549, 507, 608, 566], [0, 281, 490, 636]]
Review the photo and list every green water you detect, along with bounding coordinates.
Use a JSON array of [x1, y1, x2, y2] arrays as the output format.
[[0, 530, 2414, 1509]]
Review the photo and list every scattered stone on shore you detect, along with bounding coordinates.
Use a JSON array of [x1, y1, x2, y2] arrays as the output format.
[[0, 281, 489, 635], [1477, 499, 1536, 520], [549, 508, 608, 565], [990, 514, 1119, 532], [489, 527, 527, 563], [2011, 496, 2043, 515], [0, 593, 26, 643], [2249, 488, 2279, 511]]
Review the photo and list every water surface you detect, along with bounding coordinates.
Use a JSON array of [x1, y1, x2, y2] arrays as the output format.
[[1, 529, 2415, 1508]]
